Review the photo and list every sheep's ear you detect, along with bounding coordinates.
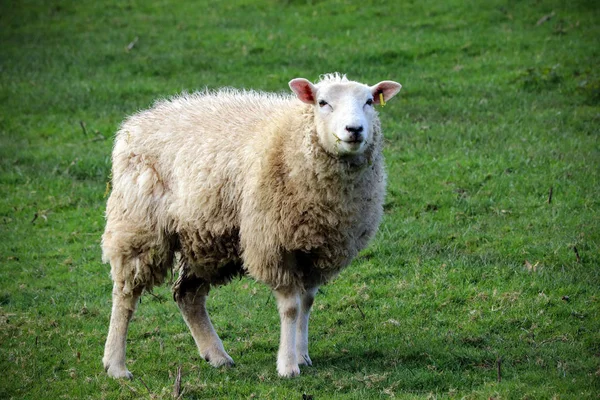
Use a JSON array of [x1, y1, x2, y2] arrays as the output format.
[[371, 81, 402, 104], [289, 78, 317, 104]]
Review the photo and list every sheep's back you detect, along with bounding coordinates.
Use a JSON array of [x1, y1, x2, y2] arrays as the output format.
[[109, 90, 295, 237]]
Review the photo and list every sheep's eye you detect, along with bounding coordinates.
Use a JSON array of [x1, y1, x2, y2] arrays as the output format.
[[366, 98, 374, 106], [318, 100, 328, 107]]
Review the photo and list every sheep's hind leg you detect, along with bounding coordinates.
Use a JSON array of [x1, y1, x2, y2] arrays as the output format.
[[274, 288, 301, 377], [297, 286, 318, 367], [103, 281, 143, 379], [175, 282, 234, 368]]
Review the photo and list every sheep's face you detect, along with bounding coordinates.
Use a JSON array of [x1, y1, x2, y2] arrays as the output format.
[[289, 76, 401, 156]]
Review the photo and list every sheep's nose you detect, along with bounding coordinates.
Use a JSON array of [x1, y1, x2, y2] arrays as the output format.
[[345, 125, 364, 134], [345, 125, 364, 142]]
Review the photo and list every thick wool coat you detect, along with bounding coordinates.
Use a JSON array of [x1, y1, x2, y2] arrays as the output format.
[[101, 89, 386, 296]]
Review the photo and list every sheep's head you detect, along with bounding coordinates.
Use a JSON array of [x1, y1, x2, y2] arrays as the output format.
[[289, 74, 401, 156]]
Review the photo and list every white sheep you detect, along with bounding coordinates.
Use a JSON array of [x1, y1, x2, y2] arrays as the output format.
[[101, 73, 402, 378]]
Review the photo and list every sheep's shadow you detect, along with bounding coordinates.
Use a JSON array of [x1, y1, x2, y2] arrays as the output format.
[[315, 348, 390, 371], [306, 342, 496, 393]]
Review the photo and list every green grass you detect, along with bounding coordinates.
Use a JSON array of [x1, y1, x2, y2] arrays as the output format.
[[1, 0, 599, 398]]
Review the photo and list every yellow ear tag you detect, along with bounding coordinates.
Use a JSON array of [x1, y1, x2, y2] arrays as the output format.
[[379, 92, 386, 107]]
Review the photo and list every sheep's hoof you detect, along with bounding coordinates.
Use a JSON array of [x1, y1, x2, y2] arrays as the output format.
[[298, 353, 313, 367], [203, 348, 234, 368], [105, 363, 134, 380], [277, 363, 301, 378]]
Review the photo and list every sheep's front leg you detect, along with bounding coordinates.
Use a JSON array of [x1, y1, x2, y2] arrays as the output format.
[[176, 291, 234, 368], [274, 289, 301, 377], [297, 286, 318, 366], [103, 283, 143, 379]]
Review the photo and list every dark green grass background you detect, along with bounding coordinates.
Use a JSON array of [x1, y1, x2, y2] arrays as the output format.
[[1, 0, 598, 398]]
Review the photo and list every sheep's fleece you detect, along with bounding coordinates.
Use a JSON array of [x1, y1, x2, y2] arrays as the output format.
[[102, 73, 402, 378]]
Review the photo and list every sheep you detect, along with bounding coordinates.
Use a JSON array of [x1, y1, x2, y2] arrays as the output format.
[[101, 73, 402, 379]]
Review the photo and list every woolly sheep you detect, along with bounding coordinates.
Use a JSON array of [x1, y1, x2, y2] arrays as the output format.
[[101, 73, 402, 378]]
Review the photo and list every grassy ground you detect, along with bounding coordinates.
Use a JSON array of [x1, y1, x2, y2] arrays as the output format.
[[1, 0, 599, 398]]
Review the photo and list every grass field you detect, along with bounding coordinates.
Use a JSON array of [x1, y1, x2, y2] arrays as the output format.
[[1, 0, 599, 398]]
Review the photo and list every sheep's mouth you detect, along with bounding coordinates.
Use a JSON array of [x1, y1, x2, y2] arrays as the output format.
[[332, 132, 364, 153], [339, 139, 365, 155], [342, 139, 363, 146]]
